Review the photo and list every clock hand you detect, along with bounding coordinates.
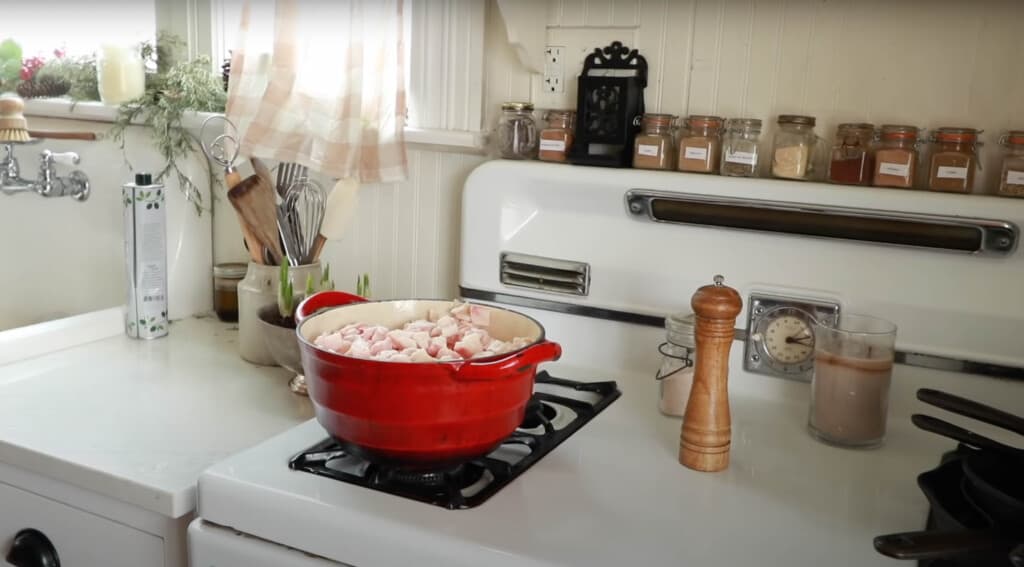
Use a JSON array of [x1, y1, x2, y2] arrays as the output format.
[[785, 335, 813, 346]]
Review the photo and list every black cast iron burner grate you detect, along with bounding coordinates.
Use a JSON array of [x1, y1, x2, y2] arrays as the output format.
[[288, 372, 621, 509]]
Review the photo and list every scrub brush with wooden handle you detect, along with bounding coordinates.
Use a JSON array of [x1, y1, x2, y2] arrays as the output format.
[[0, 94, 30, 143]]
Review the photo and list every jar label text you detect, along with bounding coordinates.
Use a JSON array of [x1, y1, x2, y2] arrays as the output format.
[[1007, 170, 1024, 185], [684, 146, 709, 160], [936, 166, 968, 179], [725, 150, 756, 165], [878, 162, 910, 177], [540, 139, 566, 152], [637, 144, 660, 157]]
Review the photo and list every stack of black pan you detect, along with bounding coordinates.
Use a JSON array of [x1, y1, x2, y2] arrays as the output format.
[[874, 388, 1024, 566]]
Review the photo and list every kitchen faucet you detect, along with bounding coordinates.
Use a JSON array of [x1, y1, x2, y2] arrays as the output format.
[[0, 141, 90, 201]]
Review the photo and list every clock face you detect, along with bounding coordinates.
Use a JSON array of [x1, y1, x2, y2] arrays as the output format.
[[762, 314, 814, 365]]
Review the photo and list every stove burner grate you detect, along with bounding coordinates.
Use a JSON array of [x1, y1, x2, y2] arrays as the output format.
[[288, 372, 620, 509]]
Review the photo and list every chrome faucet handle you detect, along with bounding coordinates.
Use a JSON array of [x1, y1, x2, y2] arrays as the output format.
[[41, 150, 80, 167]]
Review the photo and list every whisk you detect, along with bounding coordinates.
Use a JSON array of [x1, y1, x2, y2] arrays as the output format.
[[278, 177, 326, 266]]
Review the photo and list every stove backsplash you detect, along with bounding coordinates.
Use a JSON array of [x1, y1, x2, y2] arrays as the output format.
[[461, 161, 1024, 369]]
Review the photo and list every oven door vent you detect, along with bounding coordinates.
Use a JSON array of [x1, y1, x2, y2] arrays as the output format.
[[500, 253, 590, 296]]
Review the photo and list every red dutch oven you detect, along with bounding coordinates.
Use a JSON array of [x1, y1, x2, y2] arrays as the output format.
[[295, 291, 562, 469]]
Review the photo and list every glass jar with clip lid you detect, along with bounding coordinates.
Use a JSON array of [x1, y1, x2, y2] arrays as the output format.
[[656, 312, 697, 417]]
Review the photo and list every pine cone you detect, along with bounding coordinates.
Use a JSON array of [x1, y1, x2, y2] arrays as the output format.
[[16, 76, 70, 99]]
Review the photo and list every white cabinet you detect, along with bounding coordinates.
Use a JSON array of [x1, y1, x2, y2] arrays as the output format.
[[1, 481, 163, 567]]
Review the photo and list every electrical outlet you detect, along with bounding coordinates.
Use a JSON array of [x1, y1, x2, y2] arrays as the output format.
[[543, 45, 565, 93]]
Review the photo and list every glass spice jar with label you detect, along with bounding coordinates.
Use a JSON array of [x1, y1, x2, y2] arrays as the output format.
[[828, 123, 875, 185], [538, 110, 575, 163], [632, 114, 677, 170], [677, 115, 724, 173], [720, 118, 762, 177], [872, 125, 920, 189], [998, 130, 1024, 198], [927, 127, 980, 193], [771, 115, 818, 180], [495, 102, 538, 160]]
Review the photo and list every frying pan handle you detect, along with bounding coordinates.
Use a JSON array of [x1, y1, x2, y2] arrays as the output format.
[[296, 290, 367, 323], [917, 388, 1024, 437], [874, 529, 1009, 560], [911, 414, 1024, 458], [453, 340, 562, 381]]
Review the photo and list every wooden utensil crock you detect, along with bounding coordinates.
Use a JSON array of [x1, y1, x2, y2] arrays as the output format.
[[679, 275, 742, 472]]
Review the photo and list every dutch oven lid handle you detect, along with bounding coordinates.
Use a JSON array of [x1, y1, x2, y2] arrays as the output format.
[[296, 290, 367, 323], [453, 340, 562, 381]]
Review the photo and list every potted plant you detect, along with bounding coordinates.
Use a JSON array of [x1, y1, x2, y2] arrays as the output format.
[[257, 263, 335, 395]]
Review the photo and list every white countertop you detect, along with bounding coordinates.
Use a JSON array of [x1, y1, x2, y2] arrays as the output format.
[[196, 352, 1024, 567], [0, 315, 313, 518]]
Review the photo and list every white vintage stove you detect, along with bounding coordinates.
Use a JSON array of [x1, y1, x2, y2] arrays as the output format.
[[189, 161, 1024, 567]]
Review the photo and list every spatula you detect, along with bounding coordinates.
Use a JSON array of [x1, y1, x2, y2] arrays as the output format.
[[309, 177, 359, 262], [228, 174, 284, 265]]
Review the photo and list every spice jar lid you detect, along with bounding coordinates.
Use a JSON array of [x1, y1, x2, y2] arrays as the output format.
[[642, 113, 677, 127], [933, 127, 980, 143], [727, 118, 762, 131], [213, 262, 248, 279], [665, 312, 696, 348], [778, 114, 816, 126], [879, 124, 920, 140], [686, 115, 724, 128], [1004, 130, 1024, 145], [501, 102, 534, 111], [837, 122, 874, 131]]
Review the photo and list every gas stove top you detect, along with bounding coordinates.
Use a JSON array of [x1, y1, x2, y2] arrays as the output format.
[[287, 372, 621, 509]]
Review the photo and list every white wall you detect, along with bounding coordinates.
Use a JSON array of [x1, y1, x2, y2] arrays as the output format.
[[1, 115, 212, 331]]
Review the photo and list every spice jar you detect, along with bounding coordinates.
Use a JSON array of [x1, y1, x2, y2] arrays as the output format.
[[496, 102, 538, 160], [872, 125, 921, 189], [828, 123, 875, 186], [998, 131, 1024, 198], [213, 263, 247, 322], [677, 115, 724, 173], [632, 114, 677, 170], [720, 118, 762, 177], [771, 115, 818, 180], [927, 127, 981, 193], [656, 312, 696, 417], [538, 110, 575, 163]]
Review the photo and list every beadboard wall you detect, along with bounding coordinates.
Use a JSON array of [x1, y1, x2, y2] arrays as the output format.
[[488, 0, 1024, 190], [213, 149, 486, 300]]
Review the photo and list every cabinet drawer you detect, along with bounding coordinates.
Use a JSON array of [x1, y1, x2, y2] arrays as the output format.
[[1, 481, 163, 567]]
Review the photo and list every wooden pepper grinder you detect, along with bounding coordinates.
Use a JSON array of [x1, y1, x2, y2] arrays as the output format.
[[679, 275, 742, 472]]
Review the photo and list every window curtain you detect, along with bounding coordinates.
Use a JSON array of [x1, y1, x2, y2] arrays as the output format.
[[227, 0, 407, 183]]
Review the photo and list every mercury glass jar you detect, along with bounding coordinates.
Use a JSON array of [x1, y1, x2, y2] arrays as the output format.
[[720, 118, 762, 177], [632, 114, 677, 170], [656, 312, 696, 417], [998, 131, 1024, 198], [771, 115, 819, 180], [495, 102, 539, 159]]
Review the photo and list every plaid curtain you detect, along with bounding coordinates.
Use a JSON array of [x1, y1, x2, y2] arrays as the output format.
[[227, 0, 407, 182]]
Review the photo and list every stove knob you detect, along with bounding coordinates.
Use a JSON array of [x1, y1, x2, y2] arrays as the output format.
[[5, 529, 60, 567]]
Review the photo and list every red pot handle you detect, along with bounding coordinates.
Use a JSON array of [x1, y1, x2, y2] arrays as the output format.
[[453, 340, 562, 381], [296, 290, 367, 323]]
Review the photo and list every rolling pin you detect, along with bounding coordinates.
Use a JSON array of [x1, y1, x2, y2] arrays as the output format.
[[679, 275, 743, 472]]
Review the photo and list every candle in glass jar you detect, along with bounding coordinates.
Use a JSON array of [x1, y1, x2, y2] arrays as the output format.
[[809, 350, 893, 446], [98, 44, 146, 105]]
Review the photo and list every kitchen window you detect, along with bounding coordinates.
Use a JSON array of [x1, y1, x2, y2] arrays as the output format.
[[16, 0, 485, 150]]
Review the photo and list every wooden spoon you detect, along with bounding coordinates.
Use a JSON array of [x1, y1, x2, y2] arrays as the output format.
[[228, 174, 284, 265], [309, 177, 359, 262]]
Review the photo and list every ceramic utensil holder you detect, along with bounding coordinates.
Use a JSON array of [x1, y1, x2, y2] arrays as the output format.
[[238, 261, 321, 365]]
